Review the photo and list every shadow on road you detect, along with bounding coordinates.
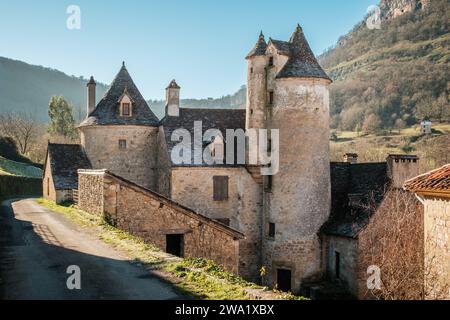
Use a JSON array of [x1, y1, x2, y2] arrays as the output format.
[[0, 199, 194, 300]]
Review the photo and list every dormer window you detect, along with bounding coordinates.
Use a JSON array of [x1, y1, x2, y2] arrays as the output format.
[[122, 103, 131, 116], [118, 87, 133, 117]]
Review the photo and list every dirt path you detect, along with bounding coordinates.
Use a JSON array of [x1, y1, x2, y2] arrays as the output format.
[[0, 198, 182, 300]]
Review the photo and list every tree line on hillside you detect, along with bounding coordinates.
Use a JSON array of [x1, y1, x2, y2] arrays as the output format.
[[319, 0, 449, 133]]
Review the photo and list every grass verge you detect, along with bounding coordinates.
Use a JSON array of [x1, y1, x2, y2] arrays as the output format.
[[36, 198, 305, 300]]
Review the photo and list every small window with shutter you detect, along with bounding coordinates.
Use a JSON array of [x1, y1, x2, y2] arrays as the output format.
[[213, 176, 229, 201], [119, 139, 127, 150]]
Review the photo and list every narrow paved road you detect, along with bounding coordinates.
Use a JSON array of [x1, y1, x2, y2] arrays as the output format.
[[0, 198, 182, 300]]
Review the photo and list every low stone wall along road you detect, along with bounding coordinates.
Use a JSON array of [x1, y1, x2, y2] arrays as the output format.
[[0, 198, 182, 300]]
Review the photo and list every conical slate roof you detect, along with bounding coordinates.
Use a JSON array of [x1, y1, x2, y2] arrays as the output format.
[[276, 25, 330, 80], [166, 79, 180, 89], [79, 63, 159, 127], [246, 31, 267, 59]]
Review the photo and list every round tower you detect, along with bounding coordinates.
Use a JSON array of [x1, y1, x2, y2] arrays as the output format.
[[245, 31, 267, 130], [79, 62, 160, 190], [262, 25, 332, 293]]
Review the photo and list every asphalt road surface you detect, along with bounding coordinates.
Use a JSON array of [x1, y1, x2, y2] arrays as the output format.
[[0, 198, 182, 300]]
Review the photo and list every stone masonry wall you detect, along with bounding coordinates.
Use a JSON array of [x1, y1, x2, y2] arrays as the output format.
[[155, 126, 172, 198], [80, 125, 158, 190], [424, 196, 450, 299], [77, 170, 243, 274], [325, 235, 359, 297], [263, 77, 332, 293], [77, 170, 104, 214], [171, 167, 263, 281]]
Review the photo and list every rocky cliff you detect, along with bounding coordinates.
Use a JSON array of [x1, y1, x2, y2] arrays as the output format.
[[380, 0, 430, 20]]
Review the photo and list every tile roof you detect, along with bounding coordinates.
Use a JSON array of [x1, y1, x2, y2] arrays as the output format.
[[246, 31, 268, 59], [161, 108, 246, 167], [79, 63, 159, 127], [166, 79, 180, 89], [323, 162, 389, 238], [404, 164, 450, 195], [275, 25, 331, 81], [47, 143, 91, 190]]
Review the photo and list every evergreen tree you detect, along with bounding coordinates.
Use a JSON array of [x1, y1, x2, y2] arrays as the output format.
[[47, 95, 77, 138]]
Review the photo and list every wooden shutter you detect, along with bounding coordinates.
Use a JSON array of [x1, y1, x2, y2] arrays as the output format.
[[213, 176, 229, 201]]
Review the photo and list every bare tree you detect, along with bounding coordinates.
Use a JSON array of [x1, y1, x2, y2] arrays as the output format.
[[358, 188, 449, 300], [0, 112, 38, 155]]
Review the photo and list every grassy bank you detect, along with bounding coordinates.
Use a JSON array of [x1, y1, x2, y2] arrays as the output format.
[[0, 156, 43, 178], [36, 198, 303, 300]]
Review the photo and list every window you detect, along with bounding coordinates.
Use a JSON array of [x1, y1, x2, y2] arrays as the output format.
[[122, 103, 131, 116], [268, 222, 275, 238], [250, 67, 254, 74], [335, 251, 341, 279], [268, 56, 274, 67], [47, 177, 50, 196], [213, 176, 229, 201], [265, 175, 273, 192], [268, 91, 274, 105], [118, 139, 127, 150]]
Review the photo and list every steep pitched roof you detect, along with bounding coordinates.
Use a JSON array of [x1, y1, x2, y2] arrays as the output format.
[[166, 79, 180, 89], [323, 162, 389, 238], [246, 31, 267, 59], [404, 164, 450, 196], [161, 108, 246, 167], [47, 143, 91, 190], [79, 63, 159, 127], [275, 25, 331, 80]]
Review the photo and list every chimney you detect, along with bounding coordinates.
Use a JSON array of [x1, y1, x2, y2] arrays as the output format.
[[343, 153, 358, 164], [387, 154, 420, 188], [165, 79, 180, 117], [87, 76, 96, 116]]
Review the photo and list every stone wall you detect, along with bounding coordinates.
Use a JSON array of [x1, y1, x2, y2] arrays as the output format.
[[171, 166, 263, 280], [423, 196, 450, 299], [1, 174, 42, 198], [77, 170, 104, 214], [263, 77, 332, 293], [77, 170, 244, 274], [155, 127, 172, 198], [80, 125, 158, 190], [325, 235, 359, 297]]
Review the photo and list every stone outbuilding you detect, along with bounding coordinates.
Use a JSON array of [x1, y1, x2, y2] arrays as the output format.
[[43, 143, 91, 204], [404, 164, 450, 299]]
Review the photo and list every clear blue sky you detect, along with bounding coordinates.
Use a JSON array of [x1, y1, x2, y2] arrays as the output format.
[[0, 0, 375, 99]]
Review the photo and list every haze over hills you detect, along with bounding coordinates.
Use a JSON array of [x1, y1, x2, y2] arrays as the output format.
[[0, 57, 109, 123], [0, 56, 245, 123]]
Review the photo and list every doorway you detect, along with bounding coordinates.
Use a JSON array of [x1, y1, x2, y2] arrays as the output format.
[[166, 234, 184, 257], [276, 268, 292, 292]]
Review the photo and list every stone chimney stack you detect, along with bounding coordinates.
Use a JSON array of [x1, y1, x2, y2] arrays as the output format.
[[343, 153, 358, 164], [87, 76, 96, 116], [387, 154, 420, 188], [165, 80, 180, 117]]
